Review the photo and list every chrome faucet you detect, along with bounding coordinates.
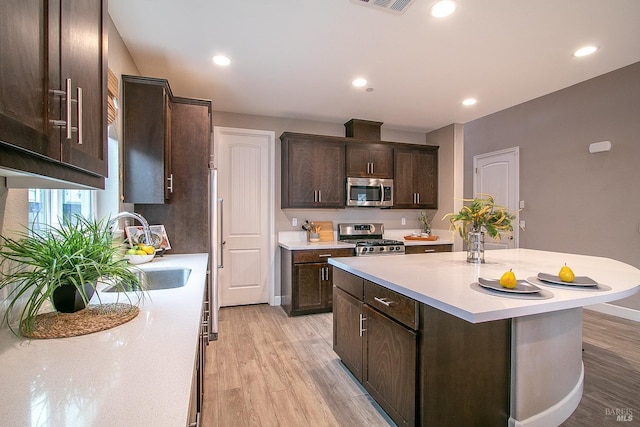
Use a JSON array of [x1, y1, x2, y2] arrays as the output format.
[[109, 211, 153, 246]]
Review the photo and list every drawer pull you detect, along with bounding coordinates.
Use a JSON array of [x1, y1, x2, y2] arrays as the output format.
[[424, 249, 436, 253], [359, 313, 367, 336], [373, 296, 393, 307], [318, 254, 332, 258]]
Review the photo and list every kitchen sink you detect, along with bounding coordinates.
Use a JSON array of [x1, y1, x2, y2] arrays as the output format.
[[102, 267, 192, 292]]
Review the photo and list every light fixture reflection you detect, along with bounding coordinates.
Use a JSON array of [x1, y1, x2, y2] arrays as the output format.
[[352, 78, 367, 87], [573, 46, 598, 57], [212, 55, 231, 66], [431, 0, 456, 18]]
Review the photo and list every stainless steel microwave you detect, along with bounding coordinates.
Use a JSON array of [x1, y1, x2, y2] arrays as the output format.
[[346, 177, 393, 207]]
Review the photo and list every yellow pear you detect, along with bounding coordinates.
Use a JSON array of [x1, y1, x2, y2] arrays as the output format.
[[559, 264, 575, 283], [499, 269, 517, 289]]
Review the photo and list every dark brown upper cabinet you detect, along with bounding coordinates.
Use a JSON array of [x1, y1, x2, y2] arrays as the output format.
[[0, 0, 107, 188], [345, 142, 393, 178], [122, 75, 173, 204], [394, 145, 438, 209], [281, 132, 346, 208]]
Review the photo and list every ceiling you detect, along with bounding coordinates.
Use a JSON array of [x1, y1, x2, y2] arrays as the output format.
[[109, 0, 640, 133]]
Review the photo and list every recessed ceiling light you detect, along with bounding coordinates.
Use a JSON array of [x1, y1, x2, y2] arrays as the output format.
[[352, 78, 367, 87], [462, 98, 477, 106], [430, 0, 456, 18], [573, 46, 598, 57], [212, 55, 231, 66]]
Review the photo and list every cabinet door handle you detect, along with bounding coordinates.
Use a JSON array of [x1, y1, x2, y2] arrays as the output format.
[[65, 78, 73, 140], [320, 267, 325, 281], [359, 313, 367, 337], [416, 192, 420, 204], [318, 190, 322, 202], [167, 173, 174, 193], [373, 296, 393, 307], [370, 162, 374, 174], [76, 86, 83, 144], [49, 79, 74, 139]]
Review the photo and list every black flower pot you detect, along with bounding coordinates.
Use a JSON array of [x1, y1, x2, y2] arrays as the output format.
[[52, 283, 95, 313]]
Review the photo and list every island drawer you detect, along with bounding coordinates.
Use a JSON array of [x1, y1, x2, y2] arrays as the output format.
[[404, 244, 452, 255], [333, 268, 364, 300], [364, 281, 418, 330], [292, 248, 354, 264]]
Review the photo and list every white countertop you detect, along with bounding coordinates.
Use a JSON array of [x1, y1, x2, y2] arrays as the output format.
[[0, 253, 208, 427], [278, 228, 453, 250], [328, 249, 640, 323]]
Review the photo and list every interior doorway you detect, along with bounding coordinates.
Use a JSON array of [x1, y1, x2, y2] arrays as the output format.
[[473, 147, 520, 249], [213, 127, 275, 306]]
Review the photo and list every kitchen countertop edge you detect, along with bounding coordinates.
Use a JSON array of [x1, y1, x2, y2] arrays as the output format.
[[0, 253, 208, 427]]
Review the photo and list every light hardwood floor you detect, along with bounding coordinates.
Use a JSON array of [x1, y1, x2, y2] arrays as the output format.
[[201, 305, 639, 426]]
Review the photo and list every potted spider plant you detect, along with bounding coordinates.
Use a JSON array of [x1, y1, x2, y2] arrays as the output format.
[[442, 194, 515, 263], [0, 215, 142, 336]]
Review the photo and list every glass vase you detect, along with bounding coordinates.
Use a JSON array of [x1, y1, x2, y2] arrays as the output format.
[[466, 231, 485, 264]]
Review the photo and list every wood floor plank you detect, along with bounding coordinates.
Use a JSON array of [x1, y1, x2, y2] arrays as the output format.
[[560, 309, 640, 427], [218, 388, 250, 426], [272, 339, 342, 426], [203, 305, 639, 427], [269, 388, 310, 426], [247, 321, 291, 393], [238, 358, 281, 426]]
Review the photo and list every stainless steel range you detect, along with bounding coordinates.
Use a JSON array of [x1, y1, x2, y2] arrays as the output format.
[[338, 223, 405, 256]]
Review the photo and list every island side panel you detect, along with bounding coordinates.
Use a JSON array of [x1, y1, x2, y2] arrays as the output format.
[[510, 308, 583, 424], [419, 304, 511, 426]]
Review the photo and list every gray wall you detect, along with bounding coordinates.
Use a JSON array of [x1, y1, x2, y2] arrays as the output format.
[[464, 61, 640, 310]]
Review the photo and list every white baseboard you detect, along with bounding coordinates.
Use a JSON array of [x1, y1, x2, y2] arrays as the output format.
[[271, 295, 282, 306], [509, 362, 584, 427], [586, 303, 640, 322]]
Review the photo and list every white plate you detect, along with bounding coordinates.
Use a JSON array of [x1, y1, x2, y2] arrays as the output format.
[[478, 277, 542, 294], [537, 273, 599, 287]]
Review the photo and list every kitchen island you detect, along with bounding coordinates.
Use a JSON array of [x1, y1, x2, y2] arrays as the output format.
[[0, 253, 208, 427], [329, 249, 640, 426]]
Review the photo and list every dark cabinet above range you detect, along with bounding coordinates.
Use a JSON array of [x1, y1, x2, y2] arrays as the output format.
[[280, 125, 438, 209], [345, 142, 393, 178]]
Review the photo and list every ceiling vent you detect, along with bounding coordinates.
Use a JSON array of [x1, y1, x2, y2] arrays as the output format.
[[350, 0, 416, 15]]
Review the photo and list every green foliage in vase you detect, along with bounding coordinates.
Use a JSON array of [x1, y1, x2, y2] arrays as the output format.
[[442, 194, 515, 241], [419, 211, 431, 233], [0, 215, 143, 336]]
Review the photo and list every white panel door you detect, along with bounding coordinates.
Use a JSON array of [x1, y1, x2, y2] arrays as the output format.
[[215, 127, 273, 306], [473, 147, 519, 250]]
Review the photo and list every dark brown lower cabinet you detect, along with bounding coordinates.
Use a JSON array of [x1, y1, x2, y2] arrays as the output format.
[[281, 248, 353, 316], [294, 263, 333, 313], [363, 305, 416, 426], [333, 267, 510, 427], [333, 269, 417, 426], [419, 305, 511, 427], [333, 287, 364, 382]]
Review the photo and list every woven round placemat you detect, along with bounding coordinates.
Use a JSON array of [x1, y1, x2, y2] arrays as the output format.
[[21, 303, 140, 339]]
